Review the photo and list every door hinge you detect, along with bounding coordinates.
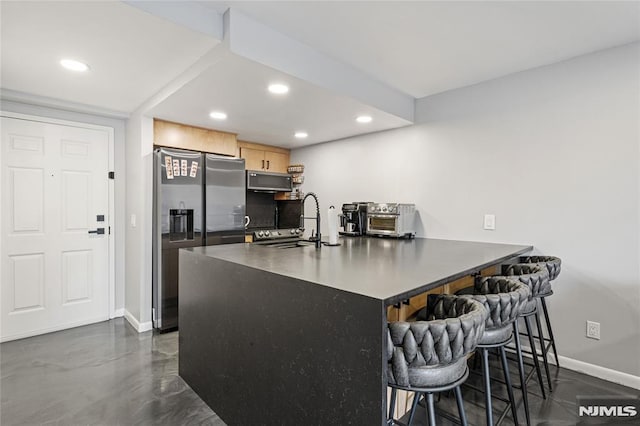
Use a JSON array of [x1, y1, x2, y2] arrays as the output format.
[[108, 171, 115, 179], [109, 226, 111, 235]]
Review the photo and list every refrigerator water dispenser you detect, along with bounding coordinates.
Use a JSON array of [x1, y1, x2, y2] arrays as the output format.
[[169, 209, 194, 241]]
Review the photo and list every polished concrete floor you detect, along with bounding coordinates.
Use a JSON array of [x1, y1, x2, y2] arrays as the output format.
[[1, 318, 638, 425], [1, 318, 223, 426]]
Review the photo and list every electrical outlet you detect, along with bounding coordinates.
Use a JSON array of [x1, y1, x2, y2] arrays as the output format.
[[586, 321, 600, 340], [483, 214, 496, 230]]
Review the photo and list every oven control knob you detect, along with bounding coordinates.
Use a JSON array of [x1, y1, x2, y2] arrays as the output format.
[[388, 206, 395, 213], [295, 228, 301, 234], [382, 206, 388, 212], [265, 231, 270, 237], [290, 229, 295, 234], [258, 231, 264, 237]]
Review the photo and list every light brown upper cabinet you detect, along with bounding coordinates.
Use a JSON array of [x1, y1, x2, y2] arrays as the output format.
[[238, 141, 290, 173], [153, 119, 237, 157]]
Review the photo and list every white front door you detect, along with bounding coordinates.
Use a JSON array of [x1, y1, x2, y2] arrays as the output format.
[[1, 116, 110, 341]]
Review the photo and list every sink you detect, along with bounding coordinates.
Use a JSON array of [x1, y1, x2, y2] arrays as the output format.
[[269, 240, 316, 249]]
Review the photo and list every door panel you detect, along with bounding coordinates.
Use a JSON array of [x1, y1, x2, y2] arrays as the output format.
[[9, 167, 44, 232], [9, 253, 45, 312], [1, 117, 110, 341], [62, 250, 92, 304]]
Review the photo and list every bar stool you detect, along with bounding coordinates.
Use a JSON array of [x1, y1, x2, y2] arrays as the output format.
[[518, 256, 561, 368], [387, 295, 487, 426], [456, 276, 532, 426], [502, 263, 552, 395]]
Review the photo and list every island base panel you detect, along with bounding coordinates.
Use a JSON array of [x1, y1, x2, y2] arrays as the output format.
[[179, 250, 386, 426]]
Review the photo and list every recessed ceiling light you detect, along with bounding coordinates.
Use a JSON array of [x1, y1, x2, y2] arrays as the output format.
[[356, 115, 372, 123], [60, 59, 89, 72], [294, 132, 308, 139], [268, 83, 289, 94], [209, 111, 227, 120]]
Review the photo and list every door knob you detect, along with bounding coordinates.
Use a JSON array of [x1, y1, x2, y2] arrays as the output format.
[[88, 228, 105, 235]]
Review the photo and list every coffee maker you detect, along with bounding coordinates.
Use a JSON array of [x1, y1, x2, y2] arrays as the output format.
[[339, 202, 370, 236]]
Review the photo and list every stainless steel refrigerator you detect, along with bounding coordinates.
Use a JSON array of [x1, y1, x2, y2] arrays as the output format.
[[153, 147, 245, 332]]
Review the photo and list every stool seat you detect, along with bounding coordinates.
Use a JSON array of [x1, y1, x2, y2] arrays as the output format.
[[478, 324, 514, 346], [402, 357, 468, 388]]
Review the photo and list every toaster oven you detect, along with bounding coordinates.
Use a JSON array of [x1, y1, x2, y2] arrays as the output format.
[[366, 203, 416, 238]]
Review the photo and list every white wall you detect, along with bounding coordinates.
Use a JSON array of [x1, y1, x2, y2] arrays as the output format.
[[0, 99, 127, 315], [291, 43, 640, 377], [124, 113, 154, 331]]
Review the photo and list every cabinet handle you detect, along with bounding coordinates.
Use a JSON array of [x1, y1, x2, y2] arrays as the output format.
[[262, 159, 265, 169], [266, 160, 270, 169]]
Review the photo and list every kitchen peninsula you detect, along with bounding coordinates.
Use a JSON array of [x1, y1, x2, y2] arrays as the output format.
[[178, 237, 531, 425]]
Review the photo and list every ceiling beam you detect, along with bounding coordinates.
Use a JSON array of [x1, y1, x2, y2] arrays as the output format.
[[132, 45, 231, 114], [124, 1, 224, 40]]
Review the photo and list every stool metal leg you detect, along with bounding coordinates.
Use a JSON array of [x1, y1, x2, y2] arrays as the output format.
[[534, 309, 553, 392], [388, 387, 397, 422], [426, 393, 436, 426], [480, 348, 494, 425], [513, 322, 531, 426], [499, 346, 519, 425], [454, 385, 468, 426], [540, 297, 560, 367], [523, 315, 546, 399], [407, 392, 420, 426]]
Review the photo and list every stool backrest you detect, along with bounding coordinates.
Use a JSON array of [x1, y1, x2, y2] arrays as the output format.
[[520, 255, 561, 281], [466, 276, 531, 329], [502, 263, 551, 297]]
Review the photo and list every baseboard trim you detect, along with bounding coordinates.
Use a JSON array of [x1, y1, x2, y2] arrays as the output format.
[[512, 344, 640, 390], [557, 355, 640, 390], [112, 308, 125, 318], [0, 315, 109, 343], [124, 310, 153, 333]]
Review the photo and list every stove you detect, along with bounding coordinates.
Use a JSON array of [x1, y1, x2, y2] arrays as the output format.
[[252, 228, 303, 243]]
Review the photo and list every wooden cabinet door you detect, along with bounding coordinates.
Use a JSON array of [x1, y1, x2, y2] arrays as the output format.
[[203, 131, 237, 157], [264, 151, 289, 173], [240, 147, 265, 170]]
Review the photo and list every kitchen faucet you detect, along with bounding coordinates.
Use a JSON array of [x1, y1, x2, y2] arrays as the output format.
[[300, 192, 321, 248]]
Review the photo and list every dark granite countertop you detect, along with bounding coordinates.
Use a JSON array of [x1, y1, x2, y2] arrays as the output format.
[[186, 237, 532, 305]]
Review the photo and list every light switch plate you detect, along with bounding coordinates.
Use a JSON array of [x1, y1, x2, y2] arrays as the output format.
[[130, 214, 137, 228], [483, 214, 496, 230]]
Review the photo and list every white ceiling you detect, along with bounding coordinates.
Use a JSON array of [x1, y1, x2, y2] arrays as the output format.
[[149, 52, 411, 148], [205, 1, 640, 97], [1, 1, 638, 148], [0, 1, 217, 113]]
